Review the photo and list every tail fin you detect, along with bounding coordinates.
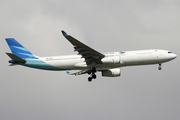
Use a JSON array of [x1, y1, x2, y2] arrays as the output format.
[[5, 38, 38, 59]]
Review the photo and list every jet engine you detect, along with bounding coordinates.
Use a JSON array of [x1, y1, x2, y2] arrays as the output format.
[[101, 56, 120, 64], [102, 68, 121, 77]]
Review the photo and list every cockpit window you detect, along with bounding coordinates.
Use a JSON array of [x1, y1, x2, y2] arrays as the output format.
[[168, 52, 172, 53]]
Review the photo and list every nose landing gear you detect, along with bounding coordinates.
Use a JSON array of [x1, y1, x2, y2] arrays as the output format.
[[158, 63, 162, 70]]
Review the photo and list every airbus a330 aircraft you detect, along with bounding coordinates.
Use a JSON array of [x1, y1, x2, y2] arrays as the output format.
[[5, 31, 177, 82]]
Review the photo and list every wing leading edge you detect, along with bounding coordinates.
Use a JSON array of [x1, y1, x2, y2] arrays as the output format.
[[62, 30, 105, 65]]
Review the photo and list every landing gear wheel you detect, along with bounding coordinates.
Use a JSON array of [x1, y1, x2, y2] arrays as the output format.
[[88, 77, 92, 82], [92, 74, 96, 79], [158, 63, 162, 70], [88, 67, 97, 82], [158, 66, 162, 70]]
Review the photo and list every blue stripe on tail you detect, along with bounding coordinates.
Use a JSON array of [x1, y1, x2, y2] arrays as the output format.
[[5, 38, 38, 59]]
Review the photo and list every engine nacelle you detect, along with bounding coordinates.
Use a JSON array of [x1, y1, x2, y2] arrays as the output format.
[[101, 56, 120, 64], [102, 68, 121, 77]]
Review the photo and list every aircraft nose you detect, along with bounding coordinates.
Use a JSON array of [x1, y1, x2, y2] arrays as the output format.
[[172, 53, 177, 59], [174, 54, 177, 58], [166, 53, 177, 61]]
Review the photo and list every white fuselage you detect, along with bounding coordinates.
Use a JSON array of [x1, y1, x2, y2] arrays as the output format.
[[25, 49, 176, 71]]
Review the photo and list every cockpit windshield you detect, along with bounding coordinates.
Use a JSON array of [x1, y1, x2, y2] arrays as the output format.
[[168, 52, 172, 53]]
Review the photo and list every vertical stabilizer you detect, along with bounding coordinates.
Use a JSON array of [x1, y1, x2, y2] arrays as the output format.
[[5, 38, 38, 59]]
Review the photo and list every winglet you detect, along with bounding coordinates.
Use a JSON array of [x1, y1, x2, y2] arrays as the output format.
[[66, 71, 71, 75], [62, 30, 69, 36]]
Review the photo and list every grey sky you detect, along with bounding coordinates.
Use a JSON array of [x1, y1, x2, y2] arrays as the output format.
[[0, 0, 180, 120]]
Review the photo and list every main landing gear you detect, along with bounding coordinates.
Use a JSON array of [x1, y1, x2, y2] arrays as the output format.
[[88, 67, 97, 82], [158, 63, 162, 70]]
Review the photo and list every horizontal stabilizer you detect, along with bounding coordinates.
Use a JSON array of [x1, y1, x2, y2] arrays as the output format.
[[9, 63, 18, 66], [6, 53, 26, 64]]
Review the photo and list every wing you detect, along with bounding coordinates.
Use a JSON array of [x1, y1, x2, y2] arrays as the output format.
[[62, 30, 105, 65], [66, 70, 88, 76]]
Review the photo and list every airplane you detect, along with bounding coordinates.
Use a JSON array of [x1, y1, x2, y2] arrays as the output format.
[[5, 30, 177, 82]]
